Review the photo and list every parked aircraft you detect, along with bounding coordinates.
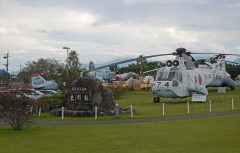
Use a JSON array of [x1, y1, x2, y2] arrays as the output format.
[[31, 73, 59, 90], [89, 48, 239, 102], [200, 55, 236, 89], [89, 53, 171, 83], [88, 67, 116, 82], [236, 75, 240, 86], [151, 48, 239, 102], [116, 72, 138, 81]]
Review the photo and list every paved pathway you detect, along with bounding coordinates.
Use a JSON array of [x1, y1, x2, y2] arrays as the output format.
[[1, 111, 240, 126]]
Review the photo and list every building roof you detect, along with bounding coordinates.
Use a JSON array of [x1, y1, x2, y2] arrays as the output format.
[[0, 69, 7, 76]]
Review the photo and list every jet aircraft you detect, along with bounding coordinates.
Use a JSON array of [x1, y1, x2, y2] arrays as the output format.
[[31, 73, 59, 90]]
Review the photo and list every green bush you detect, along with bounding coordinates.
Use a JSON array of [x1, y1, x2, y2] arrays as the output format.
[[38, 93, 64, 111], [110, 86, 129, 100]]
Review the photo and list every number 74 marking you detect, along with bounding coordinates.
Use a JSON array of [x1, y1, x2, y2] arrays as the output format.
[[158, 82, 170, 87]]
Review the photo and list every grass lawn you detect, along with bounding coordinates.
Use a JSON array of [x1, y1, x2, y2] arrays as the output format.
[[115, 87, 240, 117], [37, 87, 240, 121], [1, 114, 240, 153]]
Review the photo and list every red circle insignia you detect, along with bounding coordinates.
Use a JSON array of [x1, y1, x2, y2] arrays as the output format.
[[198, 74, 202, 85]]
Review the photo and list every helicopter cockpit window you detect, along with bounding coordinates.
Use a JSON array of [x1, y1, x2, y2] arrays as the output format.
[[157, 67, 182, 82], [168, 71, 175, 80], [174, 71, 183, 82], [163, 69, 170, 79], [156, 68, 165, 81], [157, 68, 174, 81]]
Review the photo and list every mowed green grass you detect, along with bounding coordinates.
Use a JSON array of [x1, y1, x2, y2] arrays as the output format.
[[1, 115, 240, 153], [115, 87, 240, 118], [38, 87, 240, 120]]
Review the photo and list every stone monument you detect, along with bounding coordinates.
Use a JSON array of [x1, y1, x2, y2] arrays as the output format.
[[63, 77, 115, 116]]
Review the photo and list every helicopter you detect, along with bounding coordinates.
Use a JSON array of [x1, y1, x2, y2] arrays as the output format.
[[89, 67, 116, 83], [236, 75, 240, 86], [151, 48, 240, 103], [89, 48, 239, 102], [88, 54, 168, 83], [199, 54, 237, 89]]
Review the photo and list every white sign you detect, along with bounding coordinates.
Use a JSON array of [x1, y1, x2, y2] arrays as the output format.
[[218, 87, 226, 93], [192, 93, 207, 102]]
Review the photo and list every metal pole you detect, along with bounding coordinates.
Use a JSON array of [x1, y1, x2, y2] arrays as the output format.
[[209, 100, 212, 112], [62, 47, 70, 93], [130, 105, 133, 118], [3, 51, 9, 86], [187, 102, 190, 114], [30, 106, 33, 113], [95, 106, 98, 119], [163, 103, 165, 117], [115, 103, 119, 117], [61, 107, 64, 120], [36, 103, 38, 114], [232, 98, 234, 110], [66, 48, 69, 77], [38, 107, 41, 117], [3, 51, 9, 73]]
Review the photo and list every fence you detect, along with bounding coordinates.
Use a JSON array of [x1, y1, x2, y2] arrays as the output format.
[[36, 97, 240, 120], [160, 98, 240, 117]]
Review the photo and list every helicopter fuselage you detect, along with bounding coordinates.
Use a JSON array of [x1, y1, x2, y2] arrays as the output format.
[[152, 57, 213, 98]]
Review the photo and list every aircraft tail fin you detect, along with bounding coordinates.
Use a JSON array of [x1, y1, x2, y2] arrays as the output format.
[[31, 73, 47, 89]]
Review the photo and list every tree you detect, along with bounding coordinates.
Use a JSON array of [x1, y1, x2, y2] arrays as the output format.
[[109, 64, 118, 72], [18, 58, 62, 84], [118, 61, 161, 75], [0, 90, 34, 130], [57, 50, 85, 93], [18, 51, 85, 92], [226, 63, 240, 79], [136, 55, 147, 76], [68, 50, 81, 69], [89, 61, 95, 71]]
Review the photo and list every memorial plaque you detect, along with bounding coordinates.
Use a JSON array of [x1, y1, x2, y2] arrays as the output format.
[[68, 86, 92, 111], [65, 77, 114, 112]]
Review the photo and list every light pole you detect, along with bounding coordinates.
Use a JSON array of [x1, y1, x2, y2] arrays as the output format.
[[62, 47, 70, 93], [62, 47, 70, 77], [3, 52, 9, 73], [3, 51, 9, 86]]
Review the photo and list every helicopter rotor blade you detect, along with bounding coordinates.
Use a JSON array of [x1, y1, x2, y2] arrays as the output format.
[[91, 49, 240, 71], [190, 52, 240, 62], [225, 60, 240, 65], [91, 53, 173, 71], [190, 52, 240, 56], [143, 53, 174, 59]]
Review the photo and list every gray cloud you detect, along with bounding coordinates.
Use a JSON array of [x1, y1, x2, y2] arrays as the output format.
[[0, 0, 240, 72]]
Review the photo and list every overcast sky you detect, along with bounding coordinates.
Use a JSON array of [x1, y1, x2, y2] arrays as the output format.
[[0, 0, 240, 72]]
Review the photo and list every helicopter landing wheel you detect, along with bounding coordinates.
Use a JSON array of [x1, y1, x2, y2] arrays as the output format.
[[153, 97, 160, 103], [153, 97, 157, 103]]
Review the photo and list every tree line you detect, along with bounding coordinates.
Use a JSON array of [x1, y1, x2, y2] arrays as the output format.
[[18, 50, 85, 92], [18, 53, 240, 90]]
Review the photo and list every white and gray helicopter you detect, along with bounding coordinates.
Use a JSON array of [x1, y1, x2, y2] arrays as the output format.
[[151, 48, 239, 103], [88, 48, 239, 102], [88, 61, 116, 82]]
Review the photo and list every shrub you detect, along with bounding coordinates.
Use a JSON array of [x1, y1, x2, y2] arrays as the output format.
[[108, 84, 129, 100], [38, 93, 64, 111], [0, 90, 34, 130]]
